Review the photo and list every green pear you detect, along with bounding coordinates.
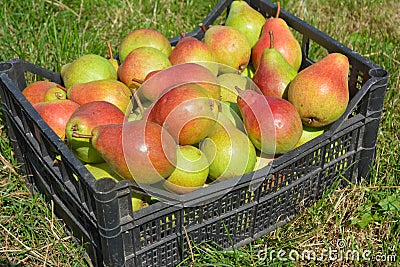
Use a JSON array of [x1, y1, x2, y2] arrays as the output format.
[[225, 1, 266, 48], [242, 64, 256, 79], [85, 162, 149, 211], [253, 150, 274, 171], [127, 100, 152, 121], [219, 101, 245, 132], [252, 30, 298, 99], [43, 86, 67, 102], [217, 72, 253, 103], [163, 145, 209, 194], [204, 25, 251, 72], [60, 63, 71, 78], [294, 125, 324, 148], [199, 113, 256, 181], [85, 162, 124, 181], [61, 54, 117, 89], [118, 28, 172, 63]]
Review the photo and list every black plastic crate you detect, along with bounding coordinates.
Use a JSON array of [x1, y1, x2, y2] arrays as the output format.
[[0, 0, 389, 266]]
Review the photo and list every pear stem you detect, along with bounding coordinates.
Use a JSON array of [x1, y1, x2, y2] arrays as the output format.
[[234, 85, 244, 94], [275, 2, 281, 18], [106, 41, 114, 59], [133, 89, 145, 114], [199, 23, 207, 33], [71, 132, 93, 139], [269, 30, 274, 49], [131, 77, 144, 85], [56, 84, 67, 92]]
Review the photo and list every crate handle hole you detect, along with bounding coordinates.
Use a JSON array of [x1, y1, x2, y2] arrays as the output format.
[[369, 68, 388, 79], [94, 178, 117, 194]]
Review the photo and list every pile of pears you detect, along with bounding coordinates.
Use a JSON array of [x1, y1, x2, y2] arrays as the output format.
[[22, 1, 350, 210]]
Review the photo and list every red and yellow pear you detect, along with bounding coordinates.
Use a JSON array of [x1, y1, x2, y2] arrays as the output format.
[[204, 25, 251, 72], [65, 101, 126, 163], [252, 30, 297, 99], [169, 32, 218, 75], [252, 2, 302, 71], [90, 120, 177, 184], [33, 99, 80, 140], [287, 53, 350, 127], [23, 81, 67, 105], [237, 89, 302, 155], [145, 82, 218, 145], [117, 46, 172, 90], [139, 63, 221, 101], [67, 79, 132, 115]]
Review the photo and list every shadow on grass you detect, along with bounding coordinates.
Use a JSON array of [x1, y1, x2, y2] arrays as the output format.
[[0, 258, 20, 267]]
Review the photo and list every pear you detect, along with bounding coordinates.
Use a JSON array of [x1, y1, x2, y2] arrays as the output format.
[[131, 192, 150, 211], [252, 30, 298, 99], [22, 81, 66, 105], [217, 72, 253, 102], [118, 28, 172, 63], [85, 162, 123, 181], [199, 111, 256, 181], [254, 150, 274, 171], [219, 101, 245, 132], [117, 46, 172, 90], [43, 86, 67, 102], [237, 90, 302, 155], [252, 3, 302, 71], [138, 63, 220, 101], [60, 63, 71, 79], [85, 162, 150, 211], [242, 64, 256, 79], [33, 99, 80, 140], [203, 25, 251, 72], [287, 53, 350, 127], [163, 145, 209, 194], [127, 100, 152, 121], [294, 125, 324, 148], [225, 0, 266, 48], [169, 33, 219, 76], [67, 79, 133, 115], [90, 120, 177, 185], [146, 83, 218, 145], [61, 54, 118, 89], [65, 101, 126, 163]]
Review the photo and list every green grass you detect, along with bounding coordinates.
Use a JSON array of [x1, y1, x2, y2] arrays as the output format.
[[1, 0, 399, 266]]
